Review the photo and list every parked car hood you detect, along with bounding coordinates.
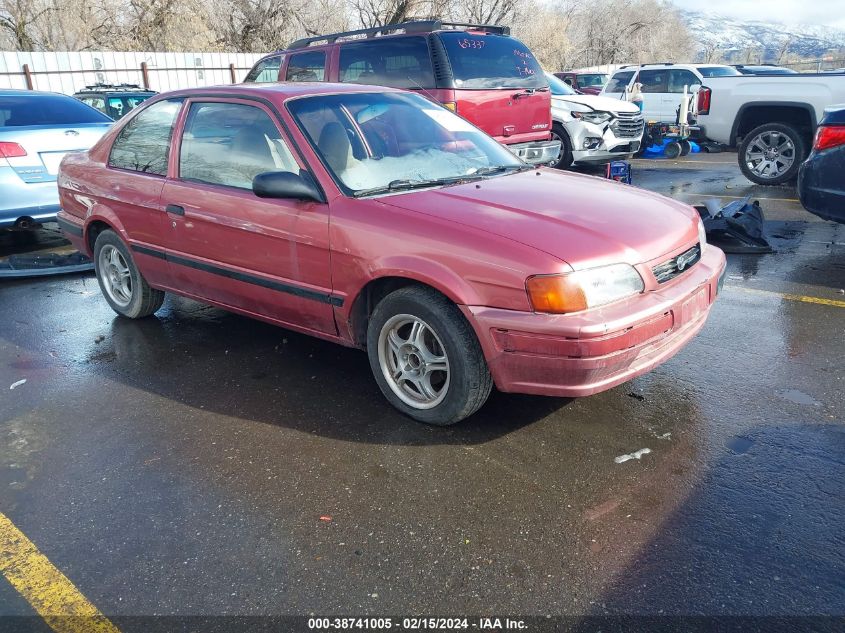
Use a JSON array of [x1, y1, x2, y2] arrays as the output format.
[[552, 93, 639, 113], [379, 169, 699, 270]]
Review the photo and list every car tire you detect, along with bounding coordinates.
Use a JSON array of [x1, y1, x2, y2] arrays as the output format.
[[366, 286, 493, 426], [739, 123, 805, 186], [679, 140, 692, 156], [664, 141, 682, 159], [93, 230, 164, 318], [550, 123, 574, 170]]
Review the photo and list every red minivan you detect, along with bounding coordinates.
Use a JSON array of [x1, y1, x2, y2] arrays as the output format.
[[243, 20, 560, 164]]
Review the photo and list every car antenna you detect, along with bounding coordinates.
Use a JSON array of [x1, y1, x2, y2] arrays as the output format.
[[405, 74, 440, 105]]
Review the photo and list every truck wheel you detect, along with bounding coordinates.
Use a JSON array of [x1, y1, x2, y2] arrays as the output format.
[[94, 230, 165, 318], [367, 286, 493, 426], [550, 124, 573, 170], [664, 141, 682, 159], [739, 123, 805, 185], [679, 140, 692, 156]]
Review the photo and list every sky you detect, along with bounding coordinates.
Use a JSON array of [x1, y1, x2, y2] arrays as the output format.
[[669, 0, 845, 30]]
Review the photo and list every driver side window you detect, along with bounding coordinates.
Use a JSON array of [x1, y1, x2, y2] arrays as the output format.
[[179, 101, 298, 190]]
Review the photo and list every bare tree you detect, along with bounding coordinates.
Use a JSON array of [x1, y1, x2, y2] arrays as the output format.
[[0, 0, 52, 49], [451, 0, 517, 25]]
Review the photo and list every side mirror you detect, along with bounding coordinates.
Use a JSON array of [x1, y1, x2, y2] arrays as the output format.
[[252, 171, 324, 203]]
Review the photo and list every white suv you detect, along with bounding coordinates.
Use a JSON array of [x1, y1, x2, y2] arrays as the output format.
[[546, 73, 644, 169], [601, 63, 740, 123]]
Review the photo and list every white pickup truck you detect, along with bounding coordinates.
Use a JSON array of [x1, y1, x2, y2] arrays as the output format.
[[695, 73, 845, 185]]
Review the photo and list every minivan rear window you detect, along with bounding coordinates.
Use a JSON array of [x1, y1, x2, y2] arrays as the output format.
[[339, 37, 435, 89], [438, 32, 545, 89]]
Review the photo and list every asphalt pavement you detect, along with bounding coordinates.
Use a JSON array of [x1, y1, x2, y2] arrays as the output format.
[[0, 151, 843, 631]]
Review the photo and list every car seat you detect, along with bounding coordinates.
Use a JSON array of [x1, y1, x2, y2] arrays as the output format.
[[318, 122, 353, 173]]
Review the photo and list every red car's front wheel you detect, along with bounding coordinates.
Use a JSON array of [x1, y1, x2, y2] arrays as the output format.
[[367, 286, 492, 426]]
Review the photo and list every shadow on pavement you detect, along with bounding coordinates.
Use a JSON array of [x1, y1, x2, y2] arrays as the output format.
[[93, 300, 571, 446]]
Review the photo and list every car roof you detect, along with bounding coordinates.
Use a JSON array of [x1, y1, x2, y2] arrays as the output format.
[[0, 89, 70, 97], [156, 82, 403, 102]]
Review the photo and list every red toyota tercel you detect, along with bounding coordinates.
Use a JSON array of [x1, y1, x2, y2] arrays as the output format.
[[57, 83, 726, 425]]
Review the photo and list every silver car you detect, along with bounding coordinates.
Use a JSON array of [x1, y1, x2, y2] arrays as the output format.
[[1, 90, 112, 228]]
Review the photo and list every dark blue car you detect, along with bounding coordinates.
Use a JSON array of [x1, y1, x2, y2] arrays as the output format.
[[798, 105, 845, 223]]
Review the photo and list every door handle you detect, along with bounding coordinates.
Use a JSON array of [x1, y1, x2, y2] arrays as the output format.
[[165, 204, 185, 216]]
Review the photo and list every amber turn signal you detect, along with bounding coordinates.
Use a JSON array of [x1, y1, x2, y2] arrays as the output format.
[[526, 275, 588, 314], [442, 101, 458, 112]]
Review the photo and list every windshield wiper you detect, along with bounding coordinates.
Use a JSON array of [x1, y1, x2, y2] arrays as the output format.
[[470, 165, 528, 177], [353, 175, 479, 198]]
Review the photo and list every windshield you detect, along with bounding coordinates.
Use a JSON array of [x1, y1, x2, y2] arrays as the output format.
[[287, 92, 525, 196], [697, 66, 741, 78], [545, 73, 576, 96], [579, 73, 608, 87], [0, 94, 112, 127], [438, 32, 546, 89]]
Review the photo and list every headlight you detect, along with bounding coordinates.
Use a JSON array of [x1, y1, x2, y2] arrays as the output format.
[[572, 110, 613, 125], [526, 264, 645, 314], [697, 216, 707, 249]]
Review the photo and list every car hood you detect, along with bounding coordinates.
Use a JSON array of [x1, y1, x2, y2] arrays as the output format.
[[552, 94, 639, 113], [378, 169, 700, 270]]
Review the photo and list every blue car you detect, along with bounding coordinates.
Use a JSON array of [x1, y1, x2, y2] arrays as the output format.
[[798, 105, 845, 224], [1, 90, 112, 228]]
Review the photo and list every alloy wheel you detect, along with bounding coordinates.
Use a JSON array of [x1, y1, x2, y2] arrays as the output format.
[[744, 130, 795, 180], [98, 244, 133, 307], [377, 314, 450, 409]]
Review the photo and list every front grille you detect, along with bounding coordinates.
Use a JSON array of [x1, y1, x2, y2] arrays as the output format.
[[611, 111, 645, 138], [652, 244, 701, 284]]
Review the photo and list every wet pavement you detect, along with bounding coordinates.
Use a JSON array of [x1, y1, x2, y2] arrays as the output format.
[[0, 152, 843, 629]]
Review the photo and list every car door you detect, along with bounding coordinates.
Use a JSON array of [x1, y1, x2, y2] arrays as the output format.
[[284, 51, 327, 82], [105, 97, 185, 288], [667, 69, 702, 122], [159, 97, 336, 335], [636, 69, 671, 122]]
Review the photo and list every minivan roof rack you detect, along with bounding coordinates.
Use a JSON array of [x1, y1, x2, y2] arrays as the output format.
[[288, 20, 510, 49]]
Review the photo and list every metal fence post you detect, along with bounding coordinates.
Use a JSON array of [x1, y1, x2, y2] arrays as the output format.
[[22, 64, 34, 90], [140, 62, 150, 90], [229, 63, 237, 84]]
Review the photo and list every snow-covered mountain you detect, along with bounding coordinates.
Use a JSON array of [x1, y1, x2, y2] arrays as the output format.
[[682, 11, 845, 62]]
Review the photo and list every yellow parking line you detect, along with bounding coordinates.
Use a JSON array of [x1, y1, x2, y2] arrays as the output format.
[[728, 286, 845, 308], [0, 512, 120, 633]]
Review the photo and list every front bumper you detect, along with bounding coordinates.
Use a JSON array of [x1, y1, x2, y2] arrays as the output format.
[[464, 245, 726, 397], [508, 140, 562, 165], [566, 119, 642, 165]]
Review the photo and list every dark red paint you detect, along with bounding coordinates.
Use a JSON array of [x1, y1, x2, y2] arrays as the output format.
[[58, 83, 726, 397]]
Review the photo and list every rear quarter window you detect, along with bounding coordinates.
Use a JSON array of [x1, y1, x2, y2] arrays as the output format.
[[108, 99, 183, 175], [604, 71, 634, 93], [339, 37, 435, 89]]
